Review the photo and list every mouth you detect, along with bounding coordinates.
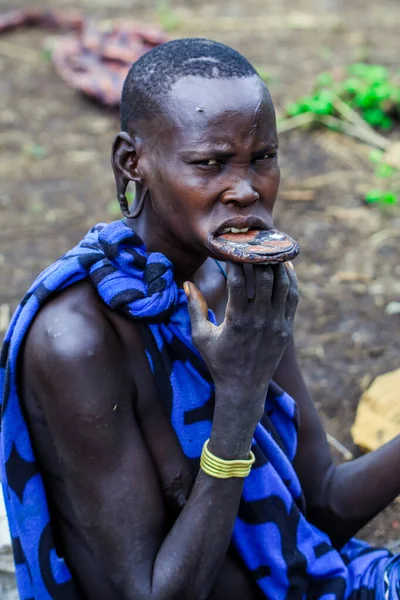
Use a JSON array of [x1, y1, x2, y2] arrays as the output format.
[[213, 218, 269, 241], [208, 220, 299, 264]]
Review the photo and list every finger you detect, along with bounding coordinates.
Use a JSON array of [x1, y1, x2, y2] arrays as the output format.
[[243, 263, 255, 301], [285, 260, 295, 272], [253, 264, 274, 306], [271, 263, 290, 308], [284, 262, 299, 321], [225, 262, 248, 315], [184, 281, 214, 344]]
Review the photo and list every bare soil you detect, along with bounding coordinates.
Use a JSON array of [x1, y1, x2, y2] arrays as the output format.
[[0, 0, 399, 550]]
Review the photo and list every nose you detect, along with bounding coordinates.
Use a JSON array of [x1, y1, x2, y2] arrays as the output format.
[[220, 177, 260, 208]]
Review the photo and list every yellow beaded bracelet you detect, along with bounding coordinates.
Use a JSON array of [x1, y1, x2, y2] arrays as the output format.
[[200, 439, 255, 479]]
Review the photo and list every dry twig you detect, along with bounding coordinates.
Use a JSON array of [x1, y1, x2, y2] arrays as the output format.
[[327, 433, 354, 461]]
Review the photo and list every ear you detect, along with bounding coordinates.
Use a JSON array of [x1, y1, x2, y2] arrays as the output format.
[[111, 131, 142, 196]]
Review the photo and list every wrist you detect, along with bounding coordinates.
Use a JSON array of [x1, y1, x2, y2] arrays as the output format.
[[209, 411, 257, 460], [213, 388, 266, 426], [200, 439, 255, 478], [208, 433, 254, 461], [215, 381, 270, 405]]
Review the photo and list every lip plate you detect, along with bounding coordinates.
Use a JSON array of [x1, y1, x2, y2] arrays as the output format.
[[209, 228, 299, 264]]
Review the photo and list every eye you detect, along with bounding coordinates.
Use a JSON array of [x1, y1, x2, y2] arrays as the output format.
[[195, 159, 222, 167], [254, 152, 277, 162]]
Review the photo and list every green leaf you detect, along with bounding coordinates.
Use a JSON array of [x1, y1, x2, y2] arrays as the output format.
[[364, 189, 384, 203], [107, 200, 122, 217], [376, 163, 395, 178], [369, 149, 384, 164], [374, 84, 391, 101], [365, 65, 389, 83], [285, 102, 306, 116], [255, 66, 270, 82], [380, 116, 393, 130], [316, 72, 333, 87], [157, 0, 180, 31], [308, 96, 333, 115], [342, 77, 362, 95], [40, 48, 53, 63], [382, 192, 398, 204], [348, 63, 368, 78], [363, 108, 385, 126], [358, 91, 379, 109], [23, 144, 48, 159]]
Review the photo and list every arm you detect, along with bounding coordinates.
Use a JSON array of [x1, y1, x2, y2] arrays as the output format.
[[25, 307, 248, 600], [273, 339, 400, 548], [25, 263, 297, 600]]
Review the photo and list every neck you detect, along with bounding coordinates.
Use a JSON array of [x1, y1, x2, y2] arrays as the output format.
[[124, 204, 207, 286]]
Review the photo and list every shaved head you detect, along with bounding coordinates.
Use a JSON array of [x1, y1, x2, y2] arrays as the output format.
[[120, 38, 259, 132]]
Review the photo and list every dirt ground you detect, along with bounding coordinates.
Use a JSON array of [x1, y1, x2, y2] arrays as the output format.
[[0, 0, 399, 551]]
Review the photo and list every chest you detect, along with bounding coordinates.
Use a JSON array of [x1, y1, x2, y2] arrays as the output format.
[[132, 352, 263, 600]]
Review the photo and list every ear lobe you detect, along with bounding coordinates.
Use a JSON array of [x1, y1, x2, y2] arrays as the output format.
[[111, 131, 141, 184]]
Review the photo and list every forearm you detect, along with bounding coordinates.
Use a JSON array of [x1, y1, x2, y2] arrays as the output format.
[[273, 340, 400, 547], [148, 394, 259, 600], [309, 434, 400, 548], [152, 471, 245, 600]]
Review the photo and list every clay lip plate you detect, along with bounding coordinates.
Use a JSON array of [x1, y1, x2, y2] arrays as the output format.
[[209, 228, 300, 264]]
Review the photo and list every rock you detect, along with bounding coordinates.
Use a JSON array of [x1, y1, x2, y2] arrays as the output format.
[[0, 571, 18, 600], [0, 495, 17, 599], [352, 368, 400, 451], [385, 301, 400, 315], [0, 494, 11, 551]]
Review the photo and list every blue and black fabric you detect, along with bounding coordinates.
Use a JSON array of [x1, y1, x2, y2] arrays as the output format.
[[0, 220, 399, 600]]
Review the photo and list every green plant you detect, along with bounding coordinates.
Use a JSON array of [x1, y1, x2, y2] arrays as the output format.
[[365, 150, 399, 206], [22, 144, 48, 159], [279, 63, 400, 207], [40, 48, 53, 63], [255, 67, 281, 86], [107, 200, 121, 217], [157, 0, 180, 32], [284, 63, 400, 130], [107, 191, 135, 218]]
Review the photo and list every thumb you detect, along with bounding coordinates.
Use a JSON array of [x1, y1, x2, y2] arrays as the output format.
[[184, 281, 212, 341]]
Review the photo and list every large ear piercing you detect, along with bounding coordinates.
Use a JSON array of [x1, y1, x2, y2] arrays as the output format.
[[118, 185, 148, 219]]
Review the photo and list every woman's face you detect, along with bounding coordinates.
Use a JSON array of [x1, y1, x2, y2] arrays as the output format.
[[116, 75, 281, 264]]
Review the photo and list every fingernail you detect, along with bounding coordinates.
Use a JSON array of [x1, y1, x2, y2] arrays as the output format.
[[183, 282, 191, 297], [285, 261, 294, 270]]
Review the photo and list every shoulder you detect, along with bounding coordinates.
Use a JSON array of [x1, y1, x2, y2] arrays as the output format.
[[21, 283, 154, 484], [22, 281, 137, 403], [25, 281, 117, 366]]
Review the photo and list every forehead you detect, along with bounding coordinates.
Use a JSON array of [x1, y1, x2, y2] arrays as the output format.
[[151, 75, 277, 149]]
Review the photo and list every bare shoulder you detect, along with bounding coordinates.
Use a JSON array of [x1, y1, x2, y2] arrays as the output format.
[[22, 281, 138, 416], [24, 281, 119, 371]]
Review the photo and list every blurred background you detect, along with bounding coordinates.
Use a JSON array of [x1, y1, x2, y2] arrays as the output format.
[[0, 0, 400, 595]]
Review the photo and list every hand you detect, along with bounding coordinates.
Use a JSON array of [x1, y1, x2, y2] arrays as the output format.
[[184, 262, 298, 426]]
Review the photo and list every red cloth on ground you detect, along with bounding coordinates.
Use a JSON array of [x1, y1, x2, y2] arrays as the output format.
[[0, 8, 168, 106]]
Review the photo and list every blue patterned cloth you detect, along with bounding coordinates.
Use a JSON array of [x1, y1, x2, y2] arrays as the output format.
[[0, 220, 398, 599]]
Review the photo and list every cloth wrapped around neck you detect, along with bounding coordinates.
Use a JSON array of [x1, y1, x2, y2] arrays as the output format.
[[0, 220, 395, 600]]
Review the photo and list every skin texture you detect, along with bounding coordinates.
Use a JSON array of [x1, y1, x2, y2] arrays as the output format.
[[21, 75, 400, 600]]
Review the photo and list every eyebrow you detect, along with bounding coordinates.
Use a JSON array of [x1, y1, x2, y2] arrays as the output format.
[[179, 143, 279, 160]]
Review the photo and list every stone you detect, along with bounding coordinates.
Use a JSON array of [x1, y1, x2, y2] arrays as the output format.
[[352, 368, 400, 451], [0, 494, 17, 598], [385, 301, 400, 316]]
